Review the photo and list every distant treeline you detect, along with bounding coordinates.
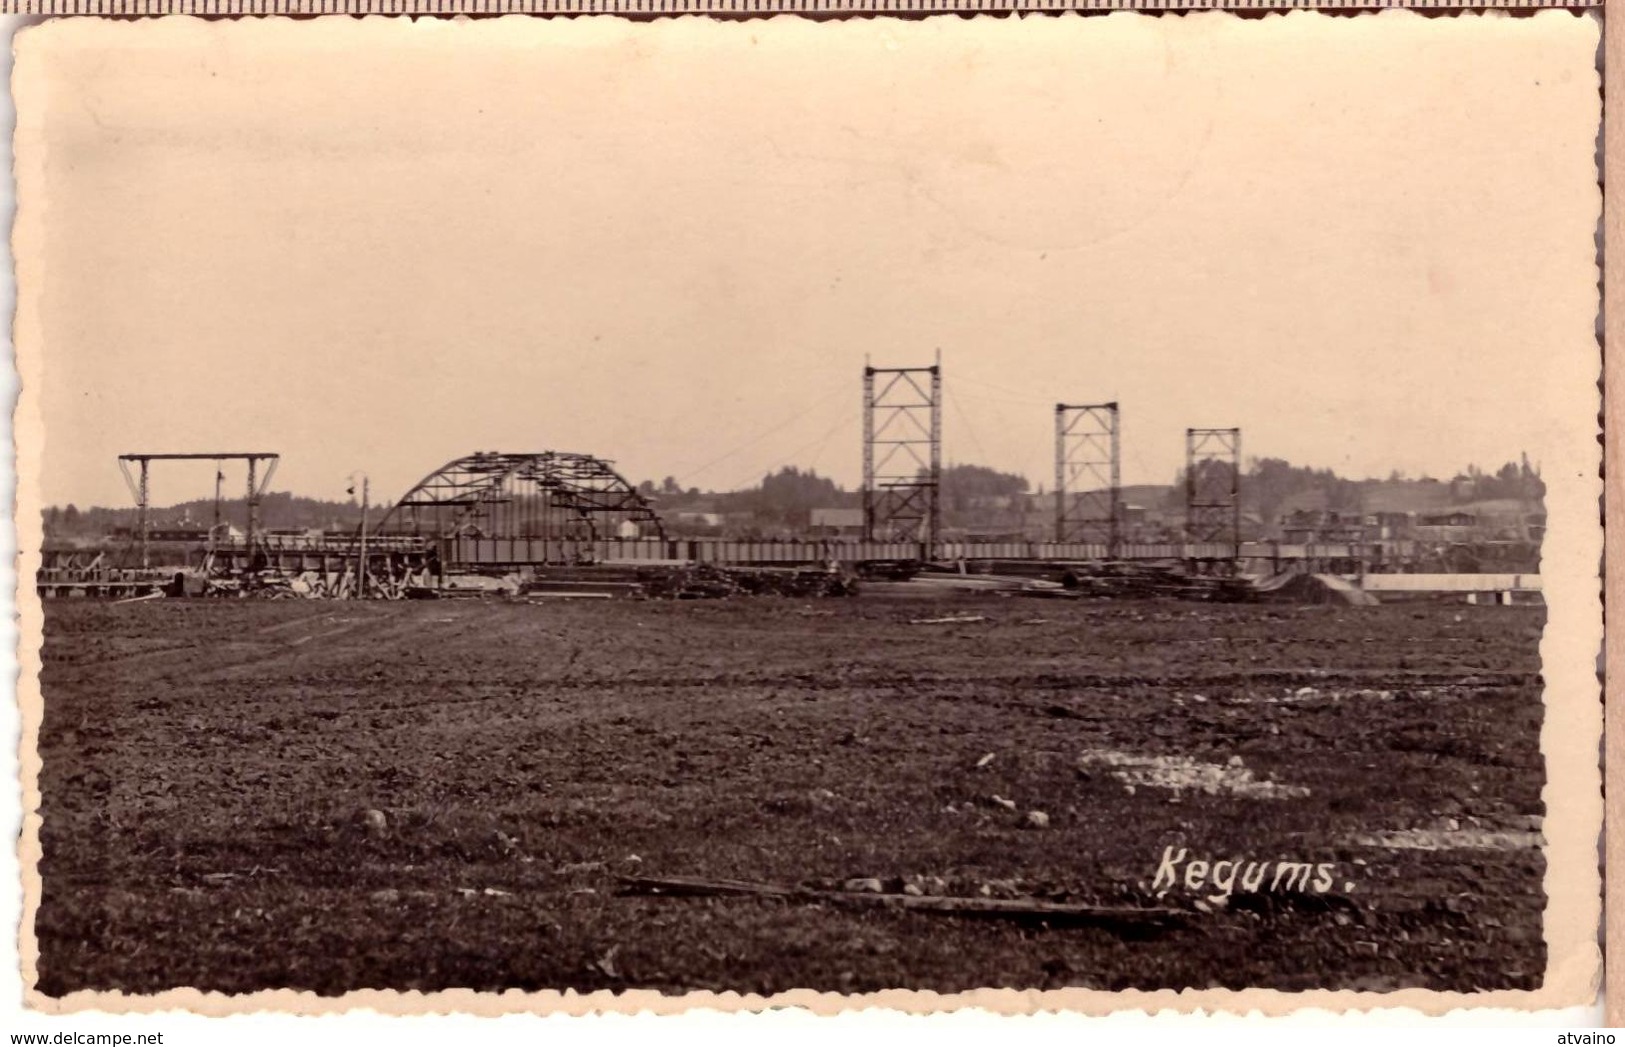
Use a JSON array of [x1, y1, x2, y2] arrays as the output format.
[[44, 491, 372, 538], [637, 464, 1032, 526], [1170, 455, 1545, 523], [43, 455, 1543, 539]]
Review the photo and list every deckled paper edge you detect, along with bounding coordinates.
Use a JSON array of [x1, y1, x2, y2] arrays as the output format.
[[7, 9, 1606, 1020], [1602, 0, 1620, 1029]]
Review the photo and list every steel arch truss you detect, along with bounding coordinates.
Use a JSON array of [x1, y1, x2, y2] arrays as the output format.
[[377, 451, 666, 542]]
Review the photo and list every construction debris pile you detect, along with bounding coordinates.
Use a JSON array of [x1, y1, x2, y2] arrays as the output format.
[[1248, 570, 1379, 606], [62, 558, 1270, 603], [187, 566, 436, 601], [856, 560, 1257, 602], [1056, 561, 1256, 602], [516, 563, 856, 601]]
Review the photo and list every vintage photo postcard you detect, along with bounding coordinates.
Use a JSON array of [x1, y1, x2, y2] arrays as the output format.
[[8, 10, 1605, 1019]]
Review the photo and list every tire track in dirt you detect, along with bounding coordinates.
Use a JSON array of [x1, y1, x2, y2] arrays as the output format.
[[169, 606, 468, 684]]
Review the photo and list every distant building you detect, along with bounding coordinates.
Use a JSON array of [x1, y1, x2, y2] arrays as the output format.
[[1414, 511, 1479, 543], [673, 511, 724, 529], [1362, 481, 1453, 515], [1277, 490, 1331, 517], [146, 527, 210, 543], [114, 522, 246, 544], [1279, 509, 1370, 545], [1372, 511, 1413, 539], [810, 507, 865, 538]]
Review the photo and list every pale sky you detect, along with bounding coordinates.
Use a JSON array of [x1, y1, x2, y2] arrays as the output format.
[[15, 13, 1602, 509]]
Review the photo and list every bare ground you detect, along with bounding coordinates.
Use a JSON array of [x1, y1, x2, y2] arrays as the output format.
[[35, 597, 1546, 996]]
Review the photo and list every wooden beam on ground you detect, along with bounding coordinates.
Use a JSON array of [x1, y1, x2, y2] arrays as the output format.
[[619, 875, 1188, 931]]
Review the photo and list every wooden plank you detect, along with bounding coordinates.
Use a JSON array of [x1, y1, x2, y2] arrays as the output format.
[[619, 875, 1187, 930]]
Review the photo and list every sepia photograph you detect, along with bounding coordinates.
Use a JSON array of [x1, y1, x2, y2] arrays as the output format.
[[10, 11, 1605, 1014]]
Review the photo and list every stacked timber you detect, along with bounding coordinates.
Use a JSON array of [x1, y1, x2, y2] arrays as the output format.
[[520, 565, 646, 599], [853, 560, 923, 581]]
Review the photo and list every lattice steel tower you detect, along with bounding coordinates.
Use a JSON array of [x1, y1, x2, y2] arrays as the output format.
[[1055, 402, 1121, 554], [1185, 427, 1242, 554], [863, 359, 941, 548]]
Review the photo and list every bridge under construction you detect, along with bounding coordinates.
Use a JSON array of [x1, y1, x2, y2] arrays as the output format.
[[36, 360, 1540, 603]]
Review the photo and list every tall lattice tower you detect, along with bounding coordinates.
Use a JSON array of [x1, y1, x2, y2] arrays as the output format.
[[1055, 402, 1121, 554], [863, 359, 941, 548], [1185, 427, 1242, 555]]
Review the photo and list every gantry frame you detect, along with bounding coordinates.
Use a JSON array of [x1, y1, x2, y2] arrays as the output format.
[[117, 452, 279, 568]]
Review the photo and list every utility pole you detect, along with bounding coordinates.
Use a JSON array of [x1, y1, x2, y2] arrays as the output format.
[[138, 458, 150, 568], [211, 462, 223, 553], [351, 473, 370, 599], [246, 457, 258, 559], [360, 475, 370, 599]]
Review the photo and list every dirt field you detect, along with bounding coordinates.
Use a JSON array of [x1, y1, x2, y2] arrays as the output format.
[[35, 596, 1547, 997]]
